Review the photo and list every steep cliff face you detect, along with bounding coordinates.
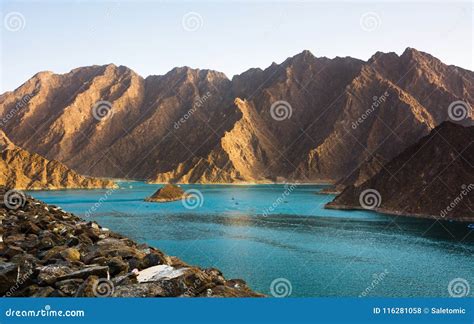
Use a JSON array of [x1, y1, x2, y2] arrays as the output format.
[[326, 122, 474, 221], [1, 48, 472, 183], [0, 131, 116, 190]]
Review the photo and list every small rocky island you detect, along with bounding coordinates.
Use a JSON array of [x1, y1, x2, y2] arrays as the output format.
[[0, 187, 262, 297], [145, 184, 187, 202]]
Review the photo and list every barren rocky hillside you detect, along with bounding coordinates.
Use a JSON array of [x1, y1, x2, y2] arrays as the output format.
[[326, 122, 474, 220], [1, 48, 472, 184], [0, 131, 116, 190]]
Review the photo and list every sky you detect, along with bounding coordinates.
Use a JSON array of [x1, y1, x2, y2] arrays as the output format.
[[0, 0, 472, 92]]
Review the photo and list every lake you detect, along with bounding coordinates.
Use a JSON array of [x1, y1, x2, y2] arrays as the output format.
[[28, 182, 474, 297]]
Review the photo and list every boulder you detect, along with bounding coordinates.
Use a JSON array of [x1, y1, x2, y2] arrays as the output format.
[[32, 286, 55, 297], [57, 265, 109, 281], [60, 248, 81, 262], [75, 275, 100, 297], [107, 257, 129, 276], [55, 279, 84, 296], [37, 264, 73, 285], [137, 265, 188, 283], [0, 262, 18, 295], [113, 282, 166, 297]]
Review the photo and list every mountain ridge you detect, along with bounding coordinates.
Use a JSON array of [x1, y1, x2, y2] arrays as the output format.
[[1, 48, 472, 184], [0, 131, 117, 190]]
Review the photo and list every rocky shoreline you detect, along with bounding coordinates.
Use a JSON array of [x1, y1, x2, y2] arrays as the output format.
[[0, 187, 263, 297]]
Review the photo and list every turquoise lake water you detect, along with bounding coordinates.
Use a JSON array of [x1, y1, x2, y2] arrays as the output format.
[[28, 182, 474, 297]]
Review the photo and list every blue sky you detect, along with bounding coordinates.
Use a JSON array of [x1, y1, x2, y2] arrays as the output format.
[[1, 0, 472, 92]]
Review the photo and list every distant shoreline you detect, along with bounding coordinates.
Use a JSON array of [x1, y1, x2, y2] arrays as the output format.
[[325, 203, 474, 223]]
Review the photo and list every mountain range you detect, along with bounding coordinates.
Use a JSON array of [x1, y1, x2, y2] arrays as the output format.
[[0, 48, 472, 186]]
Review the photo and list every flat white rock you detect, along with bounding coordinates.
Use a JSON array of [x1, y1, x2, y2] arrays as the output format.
[[137, 265, 188, 283]]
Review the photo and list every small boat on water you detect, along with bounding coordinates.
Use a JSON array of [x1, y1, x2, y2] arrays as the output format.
[[468, 224, 474, 230]]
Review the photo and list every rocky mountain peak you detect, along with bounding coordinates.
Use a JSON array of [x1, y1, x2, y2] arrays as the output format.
[[1, 49, 472, 184]]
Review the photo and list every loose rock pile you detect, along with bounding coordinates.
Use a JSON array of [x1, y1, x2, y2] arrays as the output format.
[[0, 187, 263, 297]]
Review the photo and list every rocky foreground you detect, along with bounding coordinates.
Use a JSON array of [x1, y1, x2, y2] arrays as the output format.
[[0, 187, 263, 297]]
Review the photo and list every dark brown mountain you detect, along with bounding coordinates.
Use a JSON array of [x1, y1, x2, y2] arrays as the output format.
[[0, 131, 116, 190], [0, 48, 472, 183], [326, 122, 474, 221]]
